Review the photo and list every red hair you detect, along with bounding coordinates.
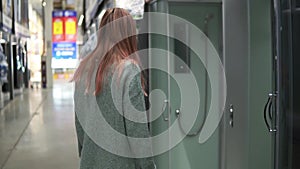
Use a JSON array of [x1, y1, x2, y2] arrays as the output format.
[[72, 8, 144, 95]]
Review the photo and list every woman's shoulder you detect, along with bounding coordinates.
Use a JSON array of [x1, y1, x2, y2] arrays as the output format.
[[115, 59, 141, 78], [112, 59, 142, 87], [122, 59, 141, 72], [109, 59, 141, 80]]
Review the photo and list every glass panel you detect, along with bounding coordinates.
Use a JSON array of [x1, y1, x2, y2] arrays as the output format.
[[292, 6, 300, 169], [248, 0, 274, 168], [295, 0, 300, 8], [281, 1, 290, 10], [173, 37, 190, 73], [148, 1, 170, 169], [276, 0, 294, 169], [168, 2, 222, 169]]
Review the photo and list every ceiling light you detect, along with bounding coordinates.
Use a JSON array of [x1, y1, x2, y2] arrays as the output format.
[[78, 15, 84, 26], [98, 10, 106, 21], [0, 39, 6, 44]]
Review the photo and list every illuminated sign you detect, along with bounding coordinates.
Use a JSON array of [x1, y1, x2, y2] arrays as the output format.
[[52, 42, 77, 68], [63, 10, 77, 42], [52, 10, 77, 42], [52, 10, 77, 68], [52, 42, 76, 59], [52, 11, 64, 42]]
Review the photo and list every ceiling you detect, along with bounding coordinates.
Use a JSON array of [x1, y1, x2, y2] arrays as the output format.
[[29, 0, 43, 15], [29, 0, 83, 16]]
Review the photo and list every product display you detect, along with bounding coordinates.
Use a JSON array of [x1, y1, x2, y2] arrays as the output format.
[[0, 45, 8, 83], [116, 0, 145, 20]]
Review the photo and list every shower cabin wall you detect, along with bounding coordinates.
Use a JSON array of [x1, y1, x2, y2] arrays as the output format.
[[222, 0, 250, 168], [292, 2, 300, 167], [148, 0, 275, 169], [168, 2, 222, 169], [248, 0, 273, 169], [274, 0, 300, 168], [148, 1, 170, 169], [149, 0, 223, 169]]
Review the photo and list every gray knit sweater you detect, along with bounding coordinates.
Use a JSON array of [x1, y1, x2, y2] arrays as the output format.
[[74, 61, 156, 169]]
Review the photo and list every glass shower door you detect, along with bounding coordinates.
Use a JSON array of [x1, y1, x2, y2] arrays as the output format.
[[148, 1, 223, 169], [168, 2, 223, 169], [273, 0, 298, 169]]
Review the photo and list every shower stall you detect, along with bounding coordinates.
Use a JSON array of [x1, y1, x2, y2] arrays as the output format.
[[143, 0, 299, 168]]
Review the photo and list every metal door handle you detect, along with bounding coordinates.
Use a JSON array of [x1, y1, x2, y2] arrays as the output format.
[[268, 95, 273, 120], [263, 95, 272, 131], [162, 100, 169, 121], [175, 109, 180, 116], [229, 104, 234, 127], [175, 108, 205, 136], [268, 100, 277, 132], [263, 93, 277, 132]]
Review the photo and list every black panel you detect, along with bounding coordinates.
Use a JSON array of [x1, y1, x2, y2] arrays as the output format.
[[295, 0, 300, 8], [292, 8, 300, 169]]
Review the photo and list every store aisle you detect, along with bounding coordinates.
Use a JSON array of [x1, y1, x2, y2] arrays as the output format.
[[0, 82, 79, 169]]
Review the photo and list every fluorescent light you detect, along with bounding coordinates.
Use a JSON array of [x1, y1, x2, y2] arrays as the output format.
[[97, 10, 106, 25], [0, 39, 6, 44], [78, 14, 84, 26], [116, 0, 128, 8]]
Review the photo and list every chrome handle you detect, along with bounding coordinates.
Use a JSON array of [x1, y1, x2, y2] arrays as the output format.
[[175, 109, 180, 117], [264, 95, 272, 132], [229, 104, 234, 127], [268, 97, 273, 120], [268, 103, 277, 132], [264, 93, 277, 132], [268, 93, 277, 132], [162, 100, 169, 121], [174, 108, 202, 136]]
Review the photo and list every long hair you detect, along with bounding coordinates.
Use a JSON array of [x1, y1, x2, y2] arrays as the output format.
[[72, 8, 144, 95]]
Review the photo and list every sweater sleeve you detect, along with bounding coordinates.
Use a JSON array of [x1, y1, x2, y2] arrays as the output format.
[[121, 62, 156, 169]]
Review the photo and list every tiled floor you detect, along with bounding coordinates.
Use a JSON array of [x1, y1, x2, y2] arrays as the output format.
[[0, 82, 80, 169]]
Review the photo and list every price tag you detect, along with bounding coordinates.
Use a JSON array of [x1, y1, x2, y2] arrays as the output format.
[[65, 20, 76, 35], [53, 20, 63, 35]]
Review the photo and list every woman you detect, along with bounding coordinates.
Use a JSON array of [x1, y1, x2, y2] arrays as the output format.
[[72, 8, 156, 169]]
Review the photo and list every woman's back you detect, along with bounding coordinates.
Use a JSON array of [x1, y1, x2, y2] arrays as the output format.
[[74, 61, 155, 169]]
